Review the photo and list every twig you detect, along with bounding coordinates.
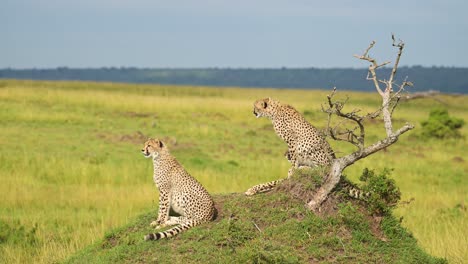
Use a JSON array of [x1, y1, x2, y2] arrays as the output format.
[[354, 41, 384, 96], [388, 33, 405, 93], [338, 237, 347, 255], [252, 221, 262, 233]]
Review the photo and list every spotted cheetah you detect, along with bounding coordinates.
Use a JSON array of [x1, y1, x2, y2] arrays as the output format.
[[141, 138, 216, 240], [245, 98, 336, 195]]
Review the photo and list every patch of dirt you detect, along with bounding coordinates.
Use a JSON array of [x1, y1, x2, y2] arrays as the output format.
[[102, 234, 120, 249], [120, 111, 157, 118], [218, 143, 236, 153], [172, 142, 197, 151], [276, 176, 388, 241], [96, 131, 148, 145], [208, 112, 230, 120], [274, 168, 327, 208], [191, 112, 230, 121], [160, 136, 178, 147], [336, 226, 352, 240], [242, 146, 273, 156], [314, 192, 343, 217], [369, 215, 386, 241], [212, 193, 243, 222], [261, 124, 274, 131], [322, 193, 388, 241], [452, 156, 465, 163], [414, 153, 425, 158], [276, 178, 318, 206], [119, 131, 148, 144], [96, 132, 188, 149]]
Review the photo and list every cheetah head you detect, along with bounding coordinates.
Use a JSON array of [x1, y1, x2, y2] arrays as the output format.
[[253, 98, 277, 118], [141, 138, 165, 159]]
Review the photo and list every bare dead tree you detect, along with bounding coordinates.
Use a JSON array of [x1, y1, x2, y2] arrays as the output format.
[[307, 35, 415, 212]]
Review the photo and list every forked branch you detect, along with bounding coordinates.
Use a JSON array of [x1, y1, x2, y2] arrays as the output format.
[[322, 88, 366, 151], [308, 35, 415, 212]]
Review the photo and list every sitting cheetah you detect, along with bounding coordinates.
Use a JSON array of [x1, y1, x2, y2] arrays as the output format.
[[141, 138, 216, 240], [245, 98, 335, 195]]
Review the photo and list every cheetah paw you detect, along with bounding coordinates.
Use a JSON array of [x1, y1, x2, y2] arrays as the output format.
[[150, 221, 165, 229], [244, 189, 255, 196]]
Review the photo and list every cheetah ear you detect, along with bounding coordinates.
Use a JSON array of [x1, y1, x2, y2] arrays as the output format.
[[159, 140, 164, 148], [262, 99, 268, 108]]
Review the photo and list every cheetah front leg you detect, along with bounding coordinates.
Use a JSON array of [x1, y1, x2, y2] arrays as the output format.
[[288, 152, 314, 179], [150, 189, 171, 229], [286, 149, 298, 179], [285, 146, 303, 179]]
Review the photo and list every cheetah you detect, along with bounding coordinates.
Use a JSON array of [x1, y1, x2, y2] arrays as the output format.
[[141, 138, 216, 240], [245, 98, 336, 196]]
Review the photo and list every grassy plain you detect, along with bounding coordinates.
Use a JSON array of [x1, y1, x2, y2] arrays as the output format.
[[0, 79, 466, 263]]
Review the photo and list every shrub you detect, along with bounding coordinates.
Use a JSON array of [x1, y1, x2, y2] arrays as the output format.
[[359, 168, 401, 216], [421, 108, 465, 139]]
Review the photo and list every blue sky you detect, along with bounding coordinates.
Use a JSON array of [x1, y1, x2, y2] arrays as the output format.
[[1, 0, 467, 68]]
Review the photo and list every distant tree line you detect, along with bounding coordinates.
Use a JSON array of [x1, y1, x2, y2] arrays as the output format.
[[0, 66, 466, 94]]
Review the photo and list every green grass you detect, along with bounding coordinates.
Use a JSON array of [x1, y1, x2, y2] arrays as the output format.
[[65, 187, 445, 264], [0, 79, 466, 263]]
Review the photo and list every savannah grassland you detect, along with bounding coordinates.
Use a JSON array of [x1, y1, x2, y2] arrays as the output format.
[[0, 80, 466, 263]]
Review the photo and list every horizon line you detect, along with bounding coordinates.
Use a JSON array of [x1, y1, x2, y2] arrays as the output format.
[[2, 65, 467, 70]]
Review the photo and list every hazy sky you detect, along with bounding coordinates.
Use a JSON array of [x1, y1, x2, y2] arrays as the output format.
[[1, 0, 467, 68]]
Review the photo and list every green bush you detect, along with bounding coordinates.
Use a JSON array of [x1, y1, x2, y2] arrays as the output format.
[[421, 108, 465, 139], [359, 168, 401, 216]]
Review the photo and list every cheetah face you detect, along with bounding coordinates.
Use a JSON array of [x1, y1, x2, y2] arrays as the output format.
[[141, 138, 164, 158], [253, 98, 276, 118]]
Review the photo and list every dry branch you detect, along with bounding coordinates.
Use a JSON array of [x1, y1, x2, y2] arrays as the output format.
[[308, 35, 415, 212]]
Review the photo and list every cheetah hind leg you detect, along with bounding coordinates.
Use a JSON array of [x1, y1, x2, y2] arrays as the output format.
[[245, 180, 283, 196], [144, 219, 202, 241], [150, 216, 186, 229]]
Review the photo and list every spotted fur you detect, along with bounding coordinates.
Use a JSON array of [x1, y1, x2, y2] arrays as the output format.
[[142, 138, 215, 241], [338, 180, 371, 200], [245, 98, 335, 196], [348, 187, 371, 199]]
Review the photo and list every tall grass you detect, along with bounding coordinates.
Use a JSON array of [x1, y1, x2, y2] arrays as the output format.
[[0, 80, 466, 263]]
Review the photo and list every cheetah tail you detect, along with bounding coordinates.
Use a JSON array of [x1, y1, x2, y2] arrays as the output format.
[[348, 187, 371, 200], [144, 220, 201, 241]]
